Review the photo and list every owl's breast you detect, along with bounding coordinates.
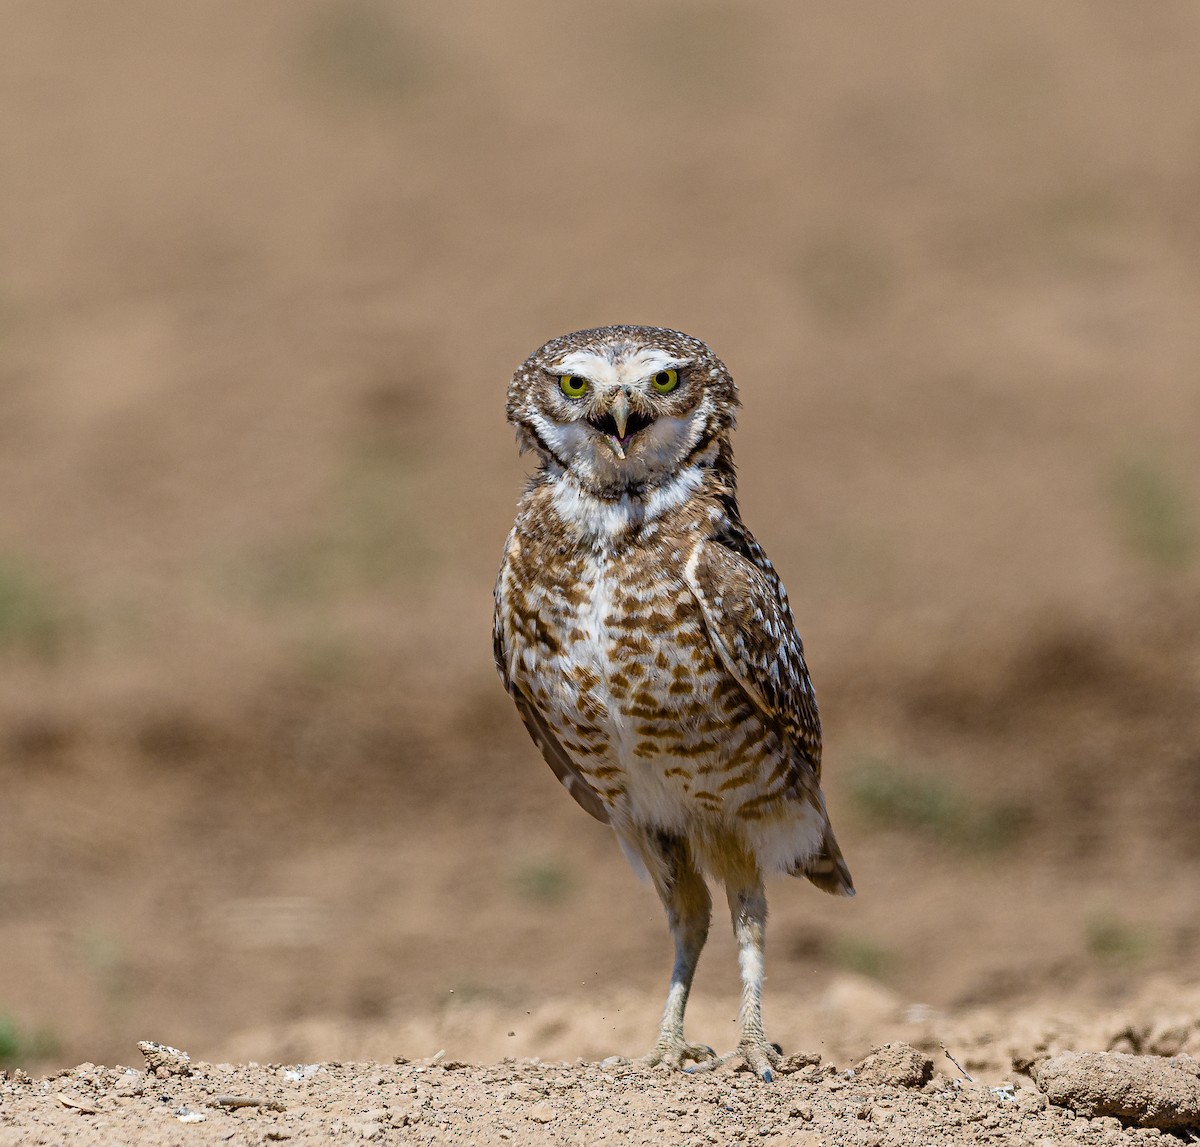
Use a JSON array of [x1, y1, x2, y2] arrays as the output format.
[[507, 541, 785, 831]]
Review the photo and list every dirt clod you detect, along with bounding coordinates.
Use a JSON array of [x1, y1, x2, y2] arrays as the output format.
[[853, 1043, 935, 1088], [1033, 1051, 1200, 1129], [777, 1052, 822, 1075], [136, 1041, 191, 1078]]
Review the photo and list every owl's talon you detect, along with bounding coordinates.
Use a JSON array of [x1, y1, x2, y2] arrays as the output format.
[[738, 1037, 783, 1082]]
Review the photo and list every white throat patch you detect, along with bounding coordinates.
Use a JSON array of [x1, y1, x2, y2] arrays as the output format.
[[550, 463, 705, 546]]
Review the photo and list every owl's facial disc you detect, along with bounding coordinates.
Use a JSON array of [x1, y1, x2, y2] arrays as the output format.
[[552, 347, 688, 459], [518, 339, 723, 495]]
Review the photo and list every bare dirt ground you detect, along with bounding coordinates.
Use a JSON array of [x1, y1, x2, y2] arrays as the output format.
[[5, 1032, 1200, 1146], [0, 1053, 1116, 1147], [2, 1, 1200, 1142]]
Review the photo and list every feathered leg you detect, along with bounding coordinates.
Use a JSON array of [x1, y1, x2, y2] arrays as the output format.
[[638, 832, 717, 1070], [690, 872, 781, 1081], [726, 877, 780, 1080]]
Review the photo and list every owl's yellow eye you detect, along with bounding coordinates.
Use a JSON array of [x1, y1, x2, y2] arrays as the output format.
[[559, 374, 588, 398], [651, 368, 679, 394]]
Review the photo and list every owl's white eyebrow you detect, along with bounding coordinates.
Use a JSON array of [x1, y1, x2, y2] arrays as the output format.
[[620, 348, 693, 378], [550, 349, 693, 381], [630, 352, 693, 377]]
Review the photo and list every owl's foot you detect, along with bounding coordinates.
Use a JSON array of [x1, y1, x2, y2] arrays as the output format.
[[640, 1037, 719, 1072], [686, 1037, 783, 1082], [598, 1038, 716, 1074]]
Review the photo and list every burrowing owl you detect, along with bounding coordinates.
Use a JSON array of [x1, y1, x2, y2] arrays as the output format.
[[494, 325, 853, 1081]]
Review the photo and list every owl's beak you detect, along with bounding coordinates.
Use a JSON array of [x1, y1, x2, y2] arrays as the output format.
[[604, 390, 635, 458], [589, 388, 652, 458], [608, 391, 631, 444]]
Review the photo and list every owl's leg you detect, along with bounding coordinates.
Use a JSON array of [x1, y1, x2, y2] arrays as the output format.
[[689, 874, 781, 1081], [639, 832, 717, 1071], [648, 835, 710, 1065], [726, 878, 781, 1080]]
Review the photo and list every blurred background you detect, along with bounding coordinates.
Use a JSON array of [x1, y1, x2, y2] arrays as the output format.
[[2, 1, 1199, 1073]]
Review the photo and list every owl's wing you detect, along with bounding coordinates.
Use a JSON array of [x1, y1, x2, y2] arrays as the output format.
[[493, 579, 611, 825], [685, 535, 823, 782], [687, 533, 853, 897]]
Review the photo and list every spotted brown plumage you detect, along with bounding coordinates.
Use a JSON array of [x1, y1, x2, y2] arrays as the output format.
[[494, 325, 853, 1081]]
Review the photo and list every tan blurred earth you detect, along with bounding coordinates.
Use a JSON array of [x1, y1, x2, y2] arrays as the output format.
[[1, 2, 1199, 1142]]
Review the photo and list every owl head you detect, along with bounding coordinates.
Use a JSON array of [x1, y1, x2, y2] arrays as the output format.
[[506, 325, 740, 496]]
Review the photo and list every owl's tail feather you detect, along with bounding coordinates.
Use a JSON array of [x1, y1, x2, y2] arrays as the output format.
[[792, 825, 855, 897]]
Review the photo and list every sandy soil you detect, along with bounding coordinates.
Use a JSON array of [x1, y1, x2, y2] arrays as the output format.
[[2, 1, 1200, 1143], [6, 1054, 1071, 1147], [5, 1029, 1200, 1146]]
